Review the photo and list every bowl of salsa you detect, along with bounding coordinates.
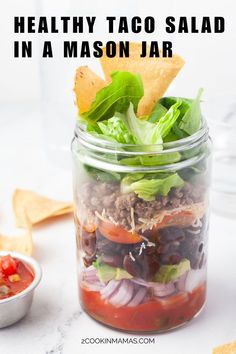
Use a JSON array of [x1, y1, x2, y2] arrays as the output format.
[[0, 251, 42, 328]]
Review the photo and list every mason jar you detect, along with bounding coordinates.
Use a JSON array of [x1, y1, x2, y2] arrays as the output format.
[[72, 119, 212, 332]]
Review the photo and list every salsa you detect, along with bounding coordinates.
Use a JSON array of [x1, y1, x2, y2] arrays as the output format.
[[80, 282, 206, 331], [0, 255, 34, 300]]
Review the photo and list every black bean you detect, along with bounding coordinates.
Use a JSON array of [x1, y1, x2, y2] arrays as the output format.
[[81, 230, 96, 256], [198, 243, 203, 253], [101, 254, 123, 268], [123, 255, 142, 277]]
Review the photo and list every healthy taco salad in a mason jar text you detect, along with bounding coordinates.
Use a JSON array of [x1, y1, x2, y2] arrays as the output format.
[[71, 43, 212, 332]]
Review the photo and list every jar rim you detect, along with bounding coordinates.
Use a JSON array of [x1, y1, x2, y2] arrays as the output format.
[[74, 117, 209, 155]]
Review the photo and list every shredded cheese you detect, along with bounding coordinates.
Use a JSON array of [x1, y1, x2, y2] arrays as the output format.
[[95, 210, 110, 223], [139, 242, 146, 255], [140, 235, 155, 247], [129, 251, 135, 262], [130, 207, 135, 233]]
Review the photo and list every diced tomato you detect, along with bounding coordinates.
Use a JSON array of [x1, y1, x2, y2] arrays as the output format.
[[0, 255, 17, 276], [143, 207, 204, 238], [0, 256, 34, 300], [80, 282, 206, 332], [98, 221, 142, 244], [158, 210, 196, 229]]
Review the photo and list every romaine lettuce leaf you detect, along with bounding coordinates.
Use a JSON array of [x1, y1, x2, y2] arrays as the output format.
[[122, 101, 181, 146], [122, 104, 163, 146], [158, 89, 203, 138], [82, 71, 144, 122], [120, 152, 181, 166], [148, 102, 167, 123], [154, 259, 190, 283], [121, 173, 184, 201], [178, 88, 203, 135], [97, 116, 137, 144], [155, 100, 182, 138], [93, 259, 132, 282], [84, 165, 122, 182]]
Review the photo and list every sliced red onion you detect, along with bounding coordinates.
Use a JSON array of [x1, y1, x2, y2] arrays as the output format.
[[81, 279, 104, 292], [82, 266, 100, 283], [128, 286, 147, 307], [132, 277, 175, 290], [85, 265, 96, 273], [101, 280, 122, 300], [185, 268, 206, 292], [153, 282, 175, 297], [176, 271, 188, 291], [131, 277, 149, 287], [109, 280, 134, 307]]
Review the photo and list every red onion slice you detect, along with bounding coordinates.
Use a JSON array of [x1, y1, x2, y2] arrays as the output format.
[[176, 271, 188, 291], [109, 280, 134, 307], [82, 266, 100, 283], [81, 279, 104, 292], [128, 286, 147, 307], [101, 280, 122, 300], [131, 277, 150, 287], [153, 282, 175, 297], [185, 268, 206, 292]]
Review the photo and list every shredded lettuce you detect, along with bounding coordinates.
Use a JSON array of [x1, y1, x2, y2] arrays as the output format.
[[81, 71, 144, 122], [97, 116, 137, 144], [121, 173, 184, 201]]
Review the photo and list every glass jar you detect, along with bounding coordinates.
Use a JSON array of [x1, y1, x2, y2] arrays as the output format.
[[72, 119, 212, 332]]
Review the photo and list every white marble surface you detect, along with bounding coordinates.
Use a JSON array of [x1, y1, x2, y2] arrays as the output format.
[[0, 104, 236, 354]]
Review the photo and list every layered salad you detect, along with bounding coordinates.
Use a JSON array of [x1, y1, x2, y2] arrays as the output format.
[[72, 46, 210, 332]]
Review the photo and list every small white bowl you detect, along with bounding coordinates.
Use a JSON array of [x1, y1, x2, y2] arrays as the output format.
[[0, 251, 42, 328]]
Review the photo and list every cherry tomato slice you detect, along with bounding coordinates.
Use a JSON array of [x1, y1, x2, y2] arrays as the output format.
[[98, 221, 142, 244]]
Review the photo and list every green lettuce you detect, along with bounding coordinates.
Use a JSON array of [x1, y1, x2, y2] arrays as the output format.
[[154, 259, 190, 283], [81, 71, 144, 122], [97, 116, 137, 144], [148, 102, 167, 123], [155, 99, 182, 138], [158, 88, 203, 139], [122, 103, 163, 145], [93, 259, 132, 282], [84, 165, 122, 182], [120, 152, 181, 166], [122, 101, 181, 146], [178, 88, 203, 135], [121, 173, 184, 201]]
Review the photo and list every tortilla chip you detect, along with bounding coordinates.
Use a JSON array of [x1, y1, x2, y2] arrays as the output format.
[[213, 341, 236, 354], [52, 206, 75, 217], [99, 42, 184, 116], [0, 228, 32, 256], [13, 189, 73, 228], [74, 66, 106, 114]]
